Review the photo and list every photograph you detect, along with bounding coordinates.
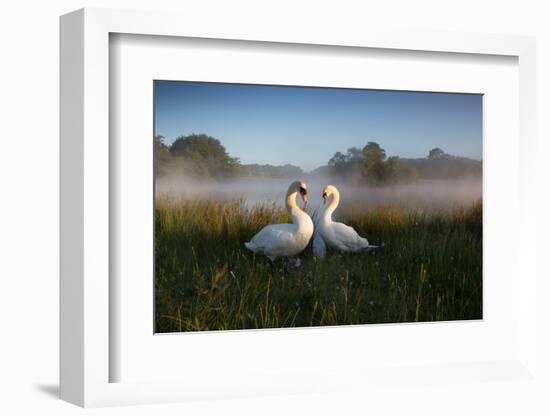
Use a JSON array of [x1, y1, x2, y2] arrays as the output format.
[[153, 81, 483, 333]]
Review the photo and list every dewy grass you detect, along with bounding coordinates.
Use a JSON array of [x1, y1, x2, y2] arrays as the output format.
[[154, 196, 482, 332]]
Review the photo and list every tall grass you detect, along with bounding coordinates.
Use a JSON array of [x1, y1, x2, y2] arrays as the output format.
[[155, 196, 482, 332]]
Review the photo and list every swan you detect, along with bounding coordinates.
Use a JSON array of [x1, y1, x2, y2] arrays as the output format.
[[244, 180, 314, 261], [312, 212, 327, 258], [315, 185, 378, 255]]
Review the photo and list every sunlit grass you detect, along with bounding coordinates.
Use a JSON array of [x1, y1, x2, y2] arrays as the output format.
[[155, 196, 482, 332]]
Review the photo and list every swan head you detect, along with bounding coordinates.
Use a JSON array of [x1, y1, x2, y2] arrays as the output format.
[[322, 185, 339, 204], [288, 180, 308, 205]]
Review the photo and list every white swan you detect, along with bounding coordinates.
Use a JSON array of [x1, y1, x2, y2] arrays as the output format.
[[312, 212, 327, 258], [315, 185, 378, 255], [244, 180, 314, 261]]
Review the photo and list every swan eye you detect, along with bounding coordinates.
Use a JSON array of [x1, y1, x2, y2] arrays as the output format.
[[299, 186, 307, 195]]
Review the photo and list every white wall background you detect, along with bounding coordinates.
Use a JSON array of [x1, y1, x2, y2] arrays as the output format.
[[0, 0, 548, 414]]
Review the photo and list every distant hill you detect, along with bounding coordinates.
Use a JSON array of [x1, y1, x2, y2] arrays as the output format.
[[240, 163, 304, 179]]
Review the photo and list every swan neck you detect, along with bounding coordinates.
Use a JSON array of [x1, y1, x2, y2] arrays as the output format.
[[324, 191, 340, 221], [286, 191, 306, 223], [285, 191, 297, 212]]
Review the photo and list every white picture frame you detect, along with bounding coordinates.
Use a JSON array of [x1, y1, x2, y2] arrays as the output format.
[[60, 7, 537, 407]]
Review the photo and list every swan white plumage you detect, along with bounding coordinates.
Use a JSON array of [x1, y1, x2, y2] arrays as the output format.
[[315, 185, 378, 255], [312, 212, 327, 258], [244, 180, 314, 261]]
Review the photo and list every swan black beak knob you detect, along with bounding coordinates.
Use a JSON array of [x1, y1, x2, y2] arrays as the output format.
[[299, 185, 308, 206]]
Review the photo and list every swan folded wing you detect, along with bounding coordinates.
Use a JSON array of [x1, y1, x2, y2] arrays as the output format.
[[331, 222, 370, 252], [246, 223, 304, 257]]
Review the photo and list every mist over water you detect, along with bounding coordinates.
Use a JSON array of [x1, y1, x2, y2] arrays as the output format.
[[155, 176, 482, 212]]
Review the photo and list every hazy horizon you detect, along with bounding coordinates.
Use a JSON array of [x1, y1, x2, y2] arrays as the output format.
[[154, 81, 483, 171]]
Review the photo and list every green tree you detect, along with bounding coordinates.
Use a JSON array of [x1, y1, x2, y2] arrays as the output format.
[[328, 152, 347, 169], [361, 142, 387, 184], [428, 147, 446, 160], [346, 147, 363, 163], [154, 135, 172, 177], [386, 156, 419, 183], [328, 147, 364, 182], [169, 134, 240, 178]]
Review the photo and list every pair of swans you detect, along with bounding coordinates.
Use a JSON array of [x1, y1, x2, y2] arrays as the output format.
[[244, 180, 376, 260]]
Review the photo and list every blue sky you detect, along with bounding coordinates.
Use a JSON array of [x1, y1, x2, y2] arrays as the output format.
[[154, 81, 482, 171]]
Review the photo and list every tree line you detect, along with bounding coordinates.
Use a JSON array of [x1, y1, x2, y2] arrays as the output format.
[[155, 134, 481, 184], [323, 142, 481, 185], [155, 134, 303, 179], [324, 142, 418, 185]]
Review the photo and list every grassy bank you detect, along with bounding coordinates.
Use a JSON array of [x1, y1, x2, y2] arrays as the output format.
[[155, 196, 482, 332]]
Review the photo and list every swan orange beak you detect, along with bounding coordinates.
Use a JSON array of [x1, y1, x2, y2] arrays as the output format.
[[301, 193, 308, 206], [322, 192, 327, 204]]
